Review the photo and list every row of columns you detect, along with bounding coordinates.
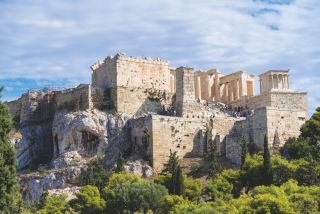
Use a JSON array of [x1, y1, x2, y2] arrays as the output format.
[[270, 73, 289, 90], [222, 79, 241, 102], [195, 75, 247, 103], [260, 73, 290, 93]]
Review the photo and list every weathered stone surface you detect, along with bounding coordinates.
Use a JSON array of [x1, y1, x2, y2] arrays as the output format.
[[13, 122, 53, 171], [124, 159, 153, 178], [52, 109, 109, 157], [47, 186, 80, 201]]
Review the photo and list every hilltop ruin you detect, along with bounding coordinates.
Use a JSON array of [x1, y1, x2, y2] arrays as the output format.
[[6, 53, 308, 173]]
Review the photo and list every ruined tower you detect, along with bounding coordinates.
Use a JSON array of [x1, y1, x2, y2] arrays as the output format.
[[174, 66, 196, 117]]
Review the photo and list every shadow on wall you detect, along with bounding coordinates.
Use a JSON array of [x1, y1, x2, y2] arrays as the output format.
[[184, 129, 207, 158], [134, 98, 164, 116]]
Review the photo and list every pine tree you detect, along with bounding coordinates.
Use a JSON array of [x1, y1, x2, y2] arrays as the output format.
[[263, 135, 273, 185], [162, 150, 179, 175], [240, 139, 248, 169], [170, 165, 184, 195], [115, 153, 125, 173], [208, 139, 220, 178], [0, 87, 21, 213]]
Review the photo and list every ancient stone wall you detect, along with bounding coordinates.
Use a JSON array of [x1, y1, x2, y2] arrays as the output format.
[[175, 67, 197, 117], [265, 107, 307, 147], [225, 103, 307, 164], [149, 115, 207, 173], [20, 90, 55, 123], [54, 84, 92, 112], [116, 54, 171, 90], [5, 98, 22, 122], [91, 56, 117, 88], [91, 53, 173, 115], [225, 120, 249, 164], [247, 92, 307, 112], [91, 87, 117, 111], [211, 115, 240, 155], [130, 115, 153, 161], [117, 86, 174, 116], [115, 55, 172, 115]]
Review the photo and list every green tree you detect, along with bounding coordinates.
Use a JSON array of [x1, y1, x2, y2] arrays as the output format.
[[170, 165, 184, 196], [0, 87, 22, 213], [162, 150, 179, 175], [240, 155, 264, 191], [183, 178, 201, 202], [300, 107, 320, 144], [263, 135, 273, 185], [115, 153, 125, 173], [69, 185, 105, 214], [208, 139, 221, 178], [105, 180, 167, 213], [82, 158, 110, 190], [35, 194, 71, 214], [240, 139, 248, 169]]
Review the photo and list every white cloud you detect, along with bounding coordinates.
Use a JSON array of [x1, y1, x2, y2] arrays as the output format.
[[0, 0, 319, 113]]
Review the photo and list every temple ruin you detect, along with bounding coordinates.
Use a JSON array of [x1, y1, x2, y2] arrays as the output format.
[[6, 53, 308, 172]]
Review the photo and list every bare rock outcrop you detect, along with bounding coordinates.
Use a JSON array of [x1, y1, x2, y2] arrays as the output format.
[[48, 186, 80, 201]]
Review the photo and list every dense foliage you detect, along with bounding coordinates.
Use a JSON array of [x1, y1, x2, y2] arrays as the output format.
[[0, 87, 22, 213]]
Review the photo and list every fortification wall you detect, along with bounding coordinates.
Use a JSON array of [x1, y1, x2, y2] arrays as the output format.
[[130, 116, 153, 161], [265, 107, 307, 148], [175, 67, 197, 117], [149, 115, 207, 173], [113, 55, 172, 115], [269, 92, 307, 112], [91, 56, 117, 88], [116, 86, 174, 115], [20, 91, 55, 123], [5, 98, 22, 122], [247, 92, 307, 111], [225, 105, 306, 164], [91, 87, 116, 111], [54, 84, 92, 112], [212, 115, 240, 156], [116, 54, 171, 90], [225, 120, 249, 164]]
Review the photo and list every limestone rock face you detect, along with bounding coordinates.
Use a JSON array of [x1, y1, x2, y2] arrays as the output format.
[[52, 151, 86, 169], [124, 159, 153, 178], [17, 109, 136, 203], [13, 122, 53, 171], [52, 109, 133, 168], [52, 110, 109, 157]]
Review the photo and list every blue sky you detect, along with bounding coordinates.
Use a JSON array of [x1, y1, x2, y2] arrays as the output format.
[[0, 0, 319, 115]]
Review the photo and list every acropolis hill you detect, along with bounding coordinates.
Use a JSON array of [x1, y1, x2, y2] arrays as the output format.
[[7, 53, 307, 181]]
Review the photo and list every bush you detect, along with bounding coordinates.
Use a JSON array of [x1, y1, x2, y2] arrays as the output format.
[[69, 185, 105, 214], [82, 158, 111, 190]]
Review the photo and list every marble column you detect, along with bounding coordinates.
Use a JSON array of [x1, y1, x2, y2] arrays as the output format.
[[170, 75, 174, 92], [207, 76, 212, 100], [215, 72, 220, 102], [196, 76, 201, 100], [234, 80, 239, 100], [239, 75, 243, 97], [228, 82, 233, 102]]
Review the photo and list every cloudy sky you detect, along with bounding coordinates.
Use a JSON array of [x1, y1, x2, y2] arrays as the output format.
[[0, 0, 319, 114]]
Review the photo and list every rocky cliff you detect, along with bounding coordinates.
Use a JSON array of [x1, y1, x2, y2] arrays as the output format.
[[11, 109, 152, 203]]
